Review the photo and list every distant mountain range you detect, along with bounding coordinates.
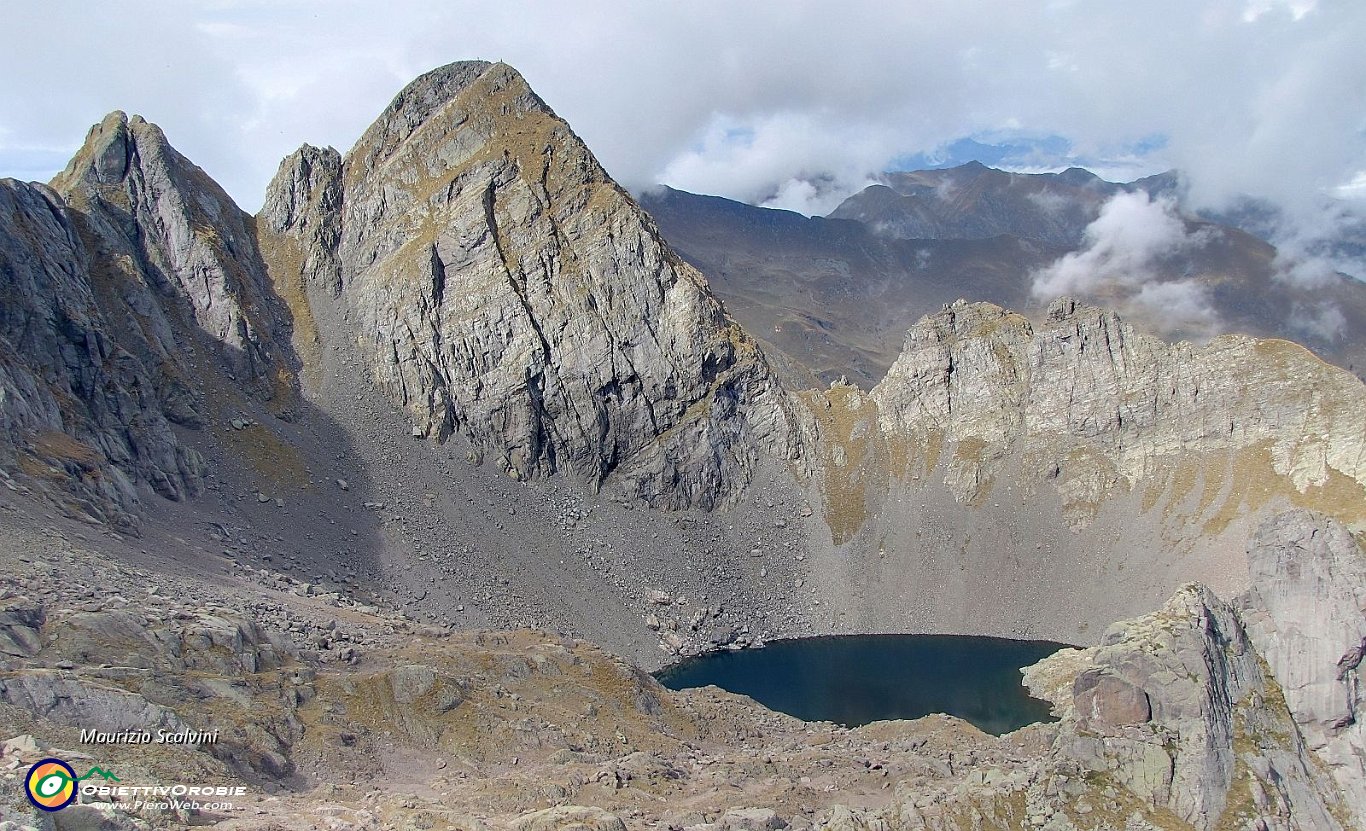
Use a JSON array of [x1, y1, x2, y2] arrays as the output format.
[[641, 163, 1366, 387], [829, 162, 1172, 247]]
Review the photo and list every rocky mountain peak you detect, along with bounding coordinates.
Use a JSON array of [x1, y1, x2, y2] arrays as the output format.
[[51, 110, 292, 397], [51, 110, 200, 193], [58, 110, 135, 185], [259, 144, 343, 296], [0, 110, 318, 527], [54, 110, 224, 210], [345, 60, 497, 175], [3, 59, 1366, 828], [257, 60, 804, 509]]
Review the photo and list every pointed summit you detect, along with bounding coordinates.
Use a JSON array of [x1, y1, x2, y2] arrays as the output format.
[[346, 60, 496, 174], [342, 60, 577, 202], [53, 110, 231, 212], [52, 111, 291, 394], [55, 110, 134, 185], [261, 60, 803, 508], [1, 110, 308, 525]]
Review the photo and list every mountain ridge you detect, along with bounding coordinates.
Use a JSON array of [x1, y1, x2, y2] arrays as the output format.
[[0, 60, 1363, 830], [642, 179, 1366, 388], [0, 65, 1361, 645]]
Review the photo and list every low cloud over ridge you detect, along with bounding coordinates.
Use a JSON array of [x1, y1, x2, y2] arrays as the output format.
[[1031, 192, 1221, 338]]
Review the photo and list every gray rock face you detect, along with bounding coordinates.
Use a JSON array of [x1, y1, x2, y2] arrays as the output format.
[[1022, 584, 1348, 829], [0, 672, 187, 735], [1071, 669, 1151, 728], [0, 178, 205, 526], [0, 597, 45, 658], [871, 297, 1366, 524], [0, 109, 309, 525], [262, 61, 803, 507], [1240, 509, 1366, 825], [258, 144, 343, 294], [825, 583, 1351, 830], [4, 59, 1364, 830], [51, 112, 290, 392]]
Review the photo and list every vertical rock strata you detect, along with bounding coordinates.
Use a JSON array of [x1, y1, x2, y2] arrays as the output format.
[[1027, 584, 1347, 828], [0, 111, 301, 526], [871, 297, 1366, 526], [0, 179, 204, 527], [262, 61, 802, 507], [1240, 510, 1366, 826], [51, 112, 291, 395], [259, 144, 343, 295]]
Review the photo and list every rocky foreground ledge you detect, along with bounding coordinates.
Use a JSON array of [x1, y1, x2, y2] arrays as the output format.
[[0, 505, 1359, 831]]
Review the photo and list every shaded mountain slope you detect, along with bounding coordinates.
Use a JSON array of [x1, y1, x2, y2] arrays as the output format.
[[827, 162, 1178, 247], [638, 185, 1060, 387], [0, 111, 302, 528], [828, 162, 1120, 247]]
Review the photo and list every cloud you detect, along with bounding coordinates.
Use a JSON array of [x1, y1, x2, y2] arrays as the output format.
[[1264, 201, 1366, 286], [0, 2, 257, 193], [1032, 192, 1212, 296], [1031, 192, 1220, 338], [1288, 300, 1347, 342], [1129, 280, 1220, 337], [1025, 189, 1071, 216], [0, 0, 1361, 244], [1242, 0, 1318, 24], [655, 111, 884, 216]]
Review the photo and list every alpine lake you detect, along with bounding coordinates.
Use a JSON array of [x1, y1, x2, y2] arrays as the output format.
[[655, 634, 1070, 734]]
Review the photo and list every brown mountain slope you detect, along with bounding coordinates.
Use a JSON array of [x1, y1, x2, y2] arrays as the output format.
[[637, 186, 1062, 387], [644, 175, 1366, 387]]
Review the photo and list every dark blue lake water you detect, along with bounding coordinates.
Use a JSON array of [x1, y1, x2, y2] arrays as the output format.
[[655, 634, 1068, 734]]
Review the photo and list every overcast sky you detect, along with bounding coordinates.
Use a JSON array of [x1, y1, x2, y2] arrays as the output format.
[[3, 0, 1363, 227]]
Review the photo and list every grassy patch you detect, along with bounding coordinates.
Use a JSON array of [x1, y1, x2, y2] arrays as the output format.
[[255, 222, 323, 391], [219, 423, 309, 490], [799, 385, 889, 544]]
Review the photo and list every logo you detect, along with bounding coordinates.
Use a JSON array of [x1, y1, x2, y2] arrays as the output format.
[[25, 758, 77, 812], [23, 755, 244, 813], [23, 759, 123, 811]]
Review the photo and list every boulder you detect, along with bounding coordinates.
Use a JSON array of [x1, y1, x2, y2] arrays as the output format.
[[719, 808, 788, 831], [0, 598, 44, 657], [1072, 670, 1150, 728], [510, 806, 627, 831]]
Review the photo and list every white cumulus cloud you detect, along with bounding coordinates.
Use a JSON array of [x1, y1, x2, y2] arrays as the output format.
[[1032, 192, 1220, 338], [1032, 192, 1213, 297]]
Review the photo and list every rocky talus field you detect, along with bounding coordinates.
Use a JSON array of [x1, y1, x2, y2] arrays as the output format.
[[0, 61, 1363, 830]]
